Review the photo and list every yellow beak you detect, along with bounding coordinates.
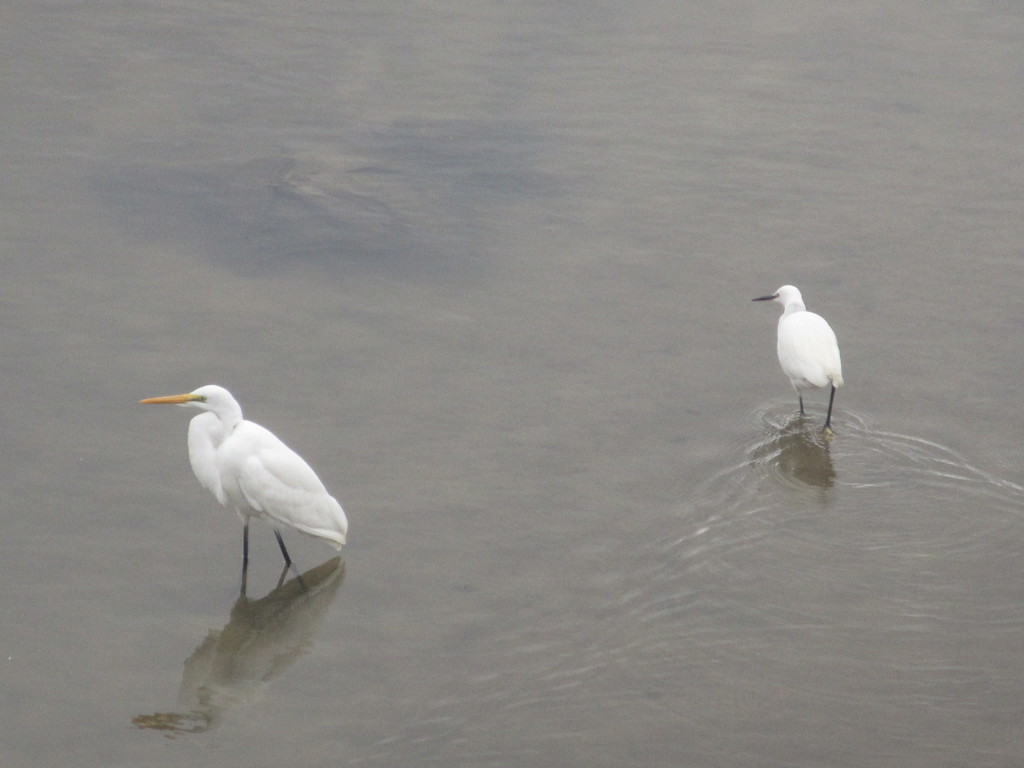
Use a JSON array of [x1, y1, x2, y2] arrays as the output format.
[[139, 393, 201, 405]]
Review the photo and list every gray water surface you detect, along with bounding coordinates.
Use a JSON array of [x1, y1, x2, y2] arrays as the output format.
[[3, 1, 1024, 766]]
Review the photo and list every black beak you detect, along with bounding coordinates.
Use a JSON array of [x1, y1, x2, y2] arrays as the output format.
[[752, 294, 776, 302]]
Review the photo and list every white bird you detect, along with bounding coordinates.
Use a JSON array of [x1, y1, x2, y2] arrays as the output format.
[[140, 385, 348, 572], [753, 285, 844, 433]]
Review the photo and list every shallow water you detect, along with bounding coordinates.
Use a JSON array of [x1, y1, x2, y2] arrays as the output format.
[[3, 1, 1024, 766]]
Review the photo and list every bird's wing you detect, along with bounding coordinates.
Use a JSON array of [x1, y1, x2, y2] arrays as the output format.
[[233, 423, 346, 546], [778, 312, 842, 388]]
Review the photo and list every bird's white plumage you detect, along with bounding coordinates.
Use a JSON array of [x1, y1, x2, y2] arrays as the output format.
[[231, 421, 346, 546], [143, 385, 347, 551], [761, 285, 843, 393], [754, 284, 843, 432], [777, 310, 843, 392]]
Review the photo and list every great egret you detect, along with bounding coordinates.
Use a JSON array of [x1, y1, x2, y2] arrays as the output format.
[[753, 285, 844, 433], [140, 385, 348, 571]]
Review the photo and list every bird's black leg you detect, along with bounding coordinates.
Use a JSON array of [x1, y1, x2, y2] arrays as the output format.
[[823, 384, 837, 433], [240, 522, 250, 596], [275, 563, 291, 590], [798, 394, 805, 415], [272, 536, 303, 581], [276, 560, 308, 591], [274, 529, 292, 566]]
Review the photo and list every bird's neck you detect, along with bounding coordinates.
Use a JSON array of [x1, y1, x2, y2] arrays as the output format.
[[219, 409, 243, 435], [191, 409, 242, 449]]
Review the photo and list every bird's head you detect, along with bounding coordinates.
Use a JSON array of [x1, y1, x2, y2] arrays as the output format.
[[140, 385, 241, 417], [752, 284, 804, 311]]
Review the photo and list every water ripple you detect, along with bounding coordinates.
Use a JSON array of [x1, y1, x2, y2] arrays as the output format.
[[605, 406, 1024, 737], [357, 407, 1024, 765]]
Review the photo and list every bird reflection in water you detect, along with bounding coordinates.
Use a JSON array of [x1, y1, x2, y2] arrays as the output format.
[[133, 556, 344, 736], [751, 413, 836, 490]]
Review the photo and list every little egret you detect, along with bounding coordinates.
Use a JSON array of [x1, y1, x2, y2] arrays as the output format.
[[140, 385, 348, 572], [753, 285, 844, 434]]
